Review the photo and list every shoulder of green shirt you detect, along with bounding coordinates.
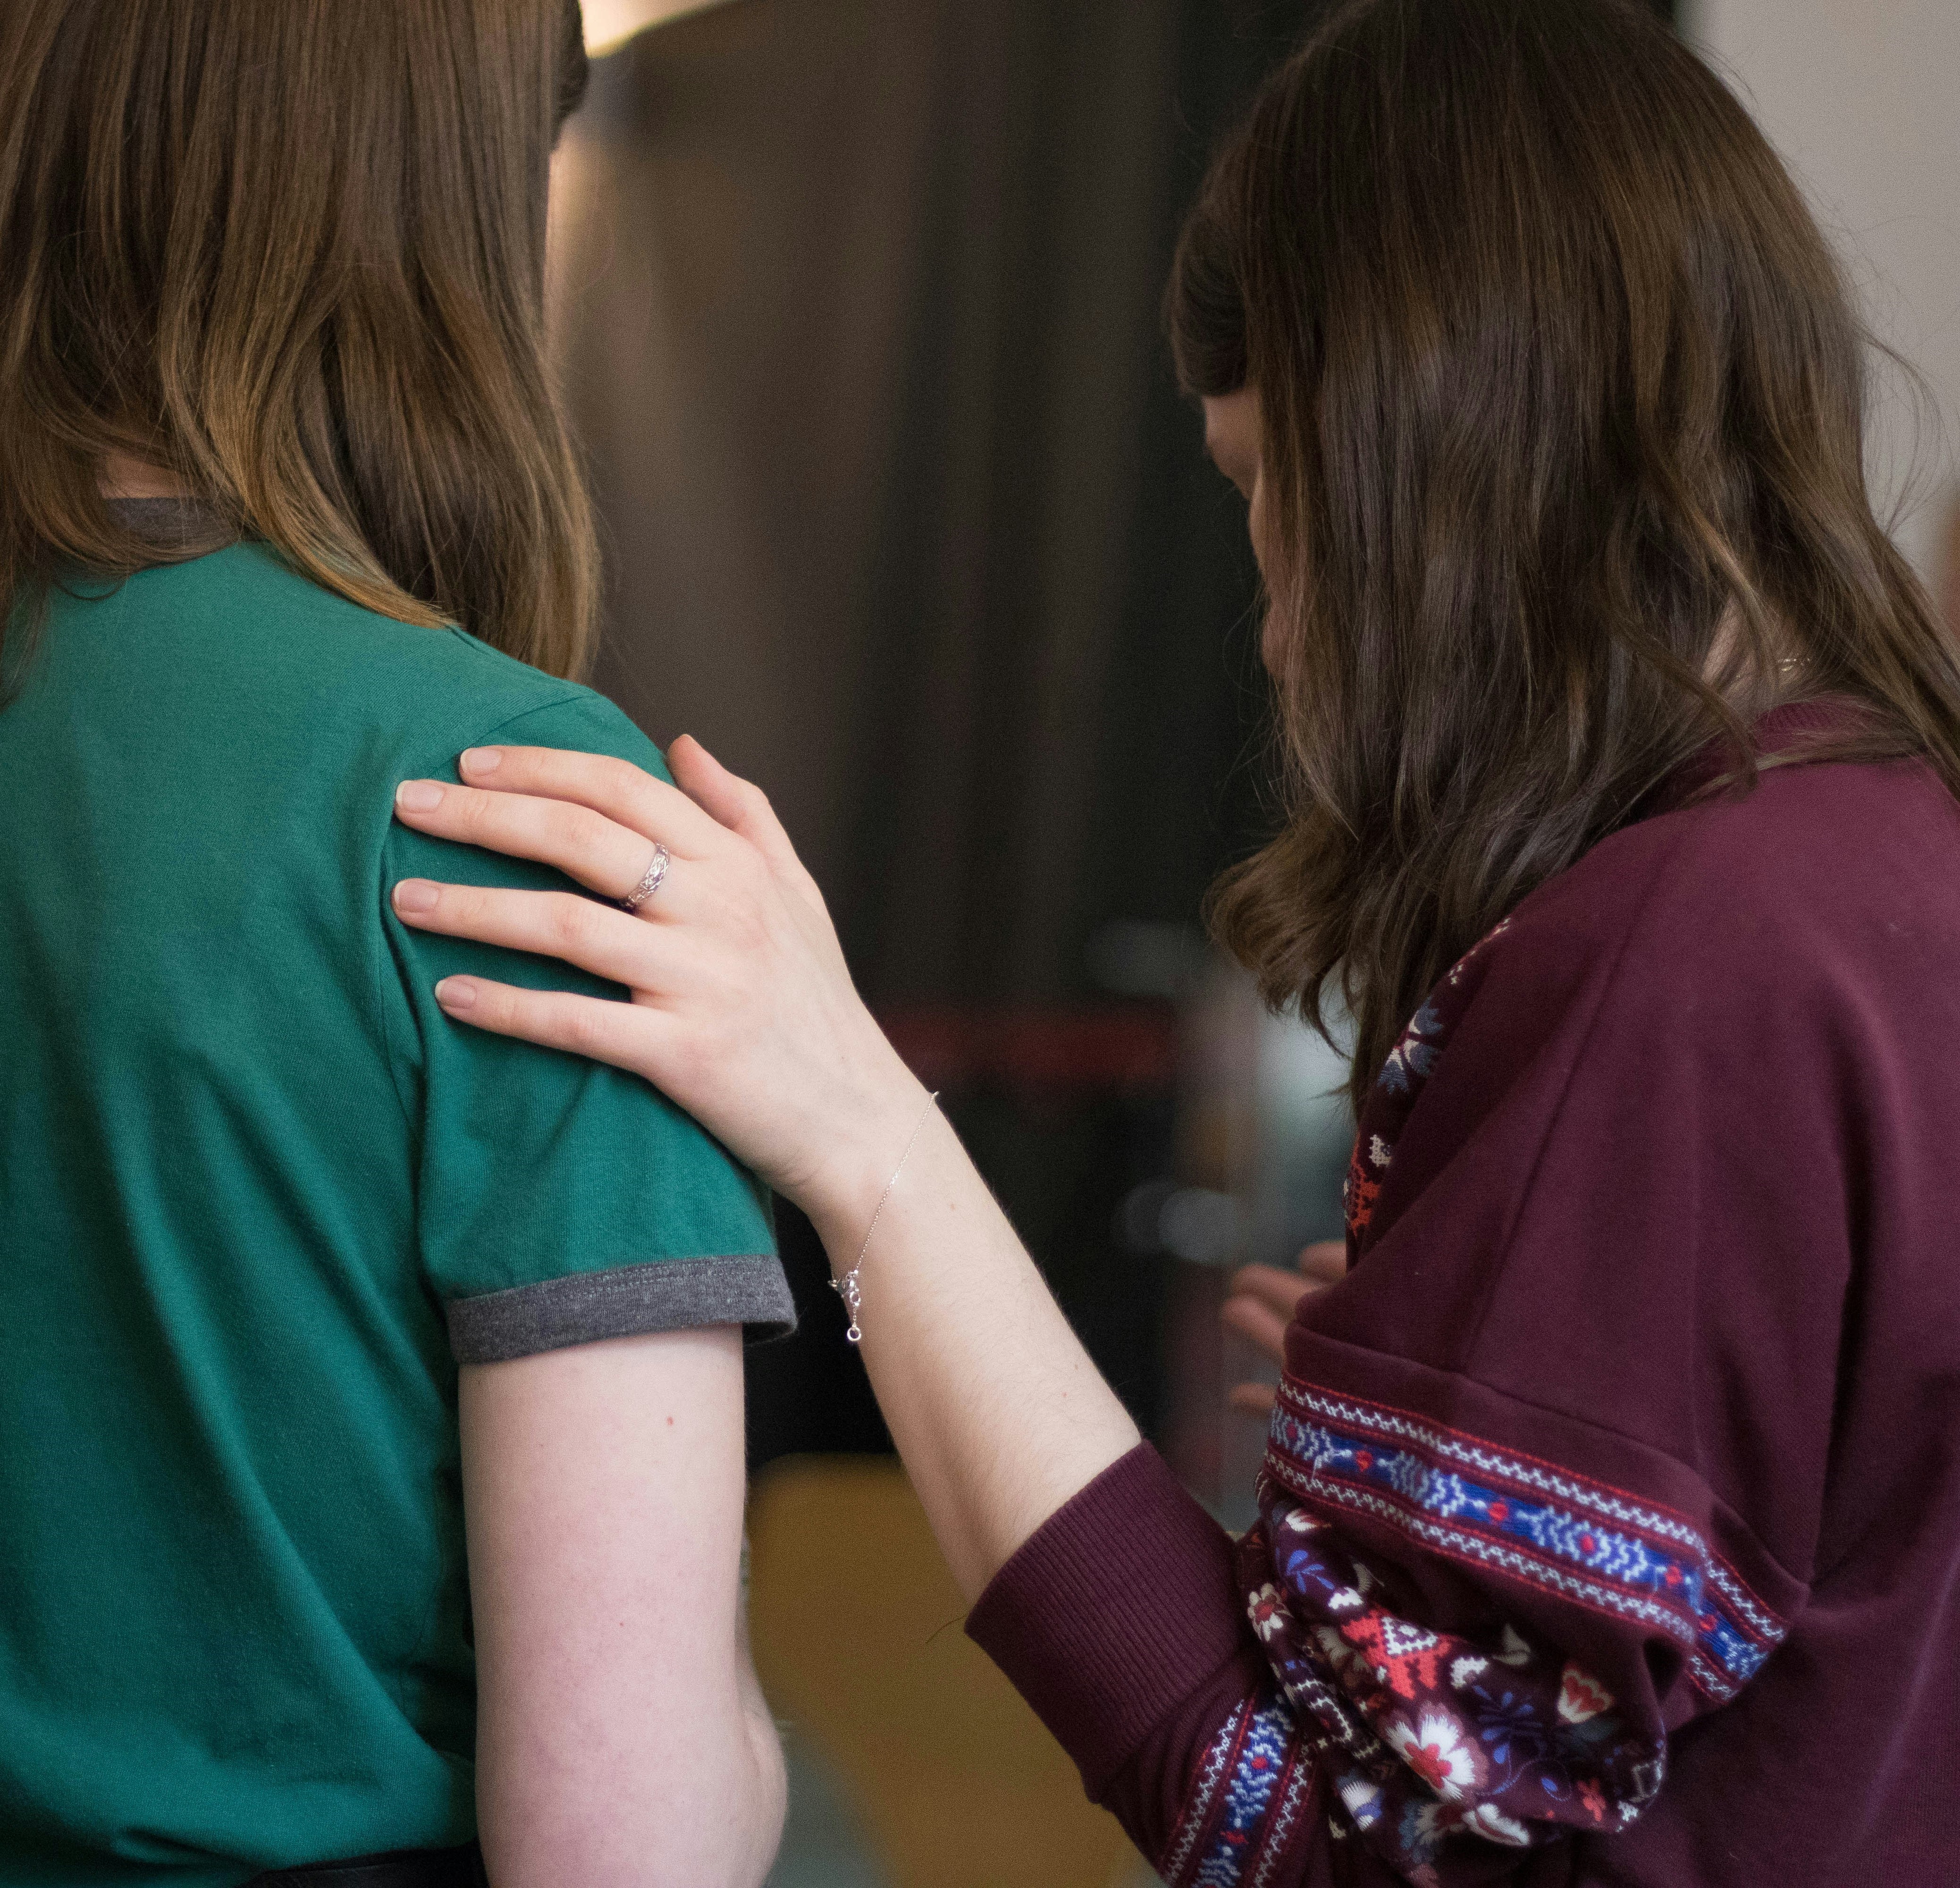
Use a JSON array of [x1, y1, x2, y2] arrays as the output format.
[[439, 636, 672, 784], [208, 550, 795, 1359], [385, 675, 794, 1361], [44, 543, 791, 1358]]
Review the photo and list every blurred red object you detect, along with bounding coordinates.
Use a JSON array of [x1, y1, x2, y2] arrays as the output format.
[[879, 1003, 1177, 1096]]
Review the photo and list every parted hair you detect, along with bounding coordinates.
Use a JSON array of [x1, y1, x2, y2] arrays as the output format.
[[0, 0, 596, 683], [1171, 0, 1960, 1111]]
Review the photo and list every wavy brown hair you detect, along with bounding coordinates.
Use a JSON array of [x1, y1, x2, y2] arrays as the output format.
[[1171, 0, 1960, 1111], [0, 0, 596, 685]]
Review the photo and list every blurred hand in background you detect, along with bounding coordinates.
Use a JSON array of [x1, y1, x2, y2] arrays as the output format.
[[1220, 1239, 1347, 1417]]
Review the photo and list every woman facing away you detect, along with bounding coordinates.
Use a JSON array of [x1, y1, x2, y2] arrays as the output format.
[[0, 4, 790, 1885], [389, 0, 1960, 1882]]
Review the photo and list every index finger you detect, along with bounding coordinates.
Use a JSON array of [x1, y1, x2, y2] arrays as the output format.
[[1295, 1239, 1348, 1285], [455, 746, 731, 857], [1226, 1263, 1322, 1323], [1220, 1290, 1292, 1359]]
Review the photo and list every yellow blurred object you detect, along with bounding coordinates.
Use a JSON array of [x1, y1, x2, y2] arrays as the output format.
[[580, 0, 740, 57], [748, 1456, 1143, 1888]]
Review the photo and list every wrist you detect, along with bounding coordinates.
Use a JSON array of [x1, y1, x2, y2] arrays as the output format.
[[796, 1057, 938, 1264]]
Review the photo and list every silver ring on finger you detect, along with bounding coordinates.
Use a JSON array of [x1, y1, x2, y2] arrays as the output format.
[[619, 842, 671, 913]]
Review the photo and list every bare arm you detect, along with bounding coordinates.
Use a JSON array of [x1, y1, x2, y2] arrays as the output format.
[[795, 1091, 1144, 1599], [461, 1324, 785, 1886], [395, 741, 1139, 1601]]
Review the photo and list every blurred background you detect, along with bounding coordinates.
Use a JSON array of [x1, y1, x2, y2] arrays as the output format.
[[549, 2, 1958, 1881]]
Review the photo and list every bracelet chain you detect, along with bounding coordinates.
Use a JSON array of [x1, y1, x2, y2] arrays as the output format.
[[830, 1090, 941, 1345]]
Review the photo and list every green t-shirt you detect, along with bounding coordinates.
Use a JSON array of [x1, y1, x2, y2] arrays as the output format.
[[0, 542, 789, 1884]]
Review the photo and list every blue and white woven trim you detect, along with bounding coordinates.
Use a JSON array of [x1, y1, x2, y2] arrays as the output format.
[[1167, 1699, 1315, 1888], [1163, 1710, 1240, 1887], [1267, 1382, 1787, 1699]]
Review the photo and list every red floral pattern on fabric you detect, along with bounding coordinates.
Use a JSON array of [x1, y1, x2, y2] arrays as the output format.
[[1264, 1382, 1784, 1703], [1238, 1493, 1664, 1887], [1227, 1378, 1790, 1882], [1164, 909, 1800, 1883]]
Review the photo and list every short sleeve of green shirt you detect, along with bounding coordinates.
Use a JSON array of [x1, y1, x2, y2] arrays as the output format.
[[379, 683, 790, 1364]]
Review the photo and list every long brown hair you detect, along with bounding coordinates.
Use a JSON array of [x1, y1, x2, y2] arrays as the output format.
[[0, 0, 597, 684], [1171, 0, 1960, 1110]]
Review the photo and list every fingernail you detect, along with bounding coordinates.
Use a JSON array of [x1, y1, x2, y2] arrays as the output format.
[[393, 879, 439, 915], [435, 977, 477, 1011], [461, 748, 502, 775], [395, 780, 445, 813]]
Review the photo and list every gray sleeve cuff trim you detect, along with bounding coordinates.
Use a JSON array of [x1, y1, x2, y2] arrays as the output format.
[[446, 1256, 797, 1364]]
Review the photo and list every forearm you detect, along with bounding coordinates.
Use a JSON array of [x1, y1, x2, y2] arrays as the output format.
[[803, 1081, 1142, 1601], [967, 1446, 1301, 1873]]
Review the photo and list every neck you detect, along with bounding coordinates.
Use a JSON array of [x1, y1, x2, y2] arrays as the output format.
[[100, 453, 187, 500]]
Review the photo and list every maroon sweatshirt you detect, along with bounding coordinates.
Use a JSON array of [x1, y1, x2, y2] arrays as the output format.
[[969, 703, 1960, 1886]]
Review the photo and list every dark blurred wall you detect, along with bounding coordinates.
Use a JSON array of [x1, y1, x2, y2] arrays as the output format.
[[551, 0, 1317, 1463], [549, 0, 1674, 1462], [552, 0, 1304, 994]]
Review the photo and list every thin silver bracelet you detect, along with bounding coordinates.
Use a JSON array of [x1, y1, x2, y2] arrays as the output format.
[[831, 1090, 941, 1345]]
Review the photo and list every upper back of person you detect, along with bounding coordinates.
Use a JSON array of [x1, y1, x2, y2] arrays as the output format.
[[0, 533, 784, 1880]]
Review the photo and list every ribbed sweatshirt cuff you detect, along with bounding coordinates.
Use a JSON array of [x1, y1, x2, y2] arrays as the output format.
[[965, 1443, 1259, 1799]]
